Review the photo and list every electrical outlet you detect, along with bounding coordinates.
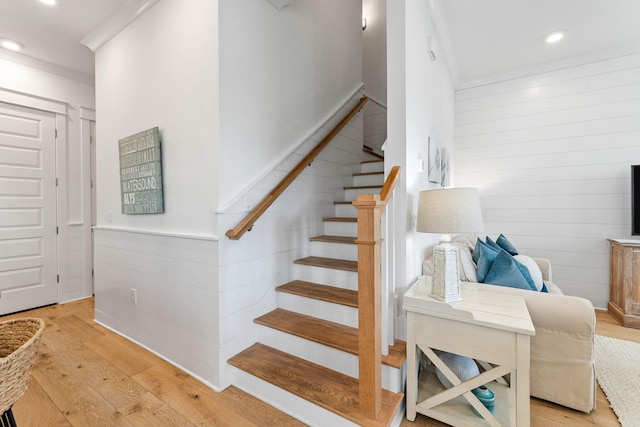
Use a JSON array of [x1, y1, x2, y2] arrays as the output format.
[[107, 210, 113, 223], [131, 288, 137, 304]]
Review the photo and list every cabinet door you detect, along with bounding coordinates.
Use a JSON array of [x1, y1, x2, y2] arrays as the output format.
[[631, 248, 640, 315]]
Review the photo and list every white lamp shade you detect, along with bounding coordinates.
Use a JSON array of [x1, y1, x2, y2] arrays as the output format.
[[417, 188, 484, 234]]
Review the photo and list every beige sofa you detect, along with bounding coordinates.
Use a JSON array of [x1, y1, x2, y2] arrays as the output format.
[[424, 255, 596, 413]]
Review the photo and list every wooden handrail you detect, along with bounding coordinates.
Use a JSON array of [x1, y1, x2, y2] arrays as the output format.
[[352, 166, 400, 419], [379, 166, 400, 205], [226, 96, 369, 240]]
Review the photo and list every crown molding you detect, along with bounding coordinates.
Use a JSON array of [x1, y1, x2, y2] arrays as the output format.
[[82, 0, 161, 52], [457, 40, 640, 90], [0, 49, 94, 85]]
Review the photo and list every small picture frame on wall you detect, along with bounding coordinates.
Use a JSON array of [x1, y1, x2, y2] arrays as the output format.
[[428, 135, 441, 183], [440, 147, 450, 187]]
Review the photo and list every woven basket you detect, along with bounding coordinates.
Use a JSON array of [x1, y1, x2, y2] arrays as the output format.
[[0, 318, 45, 415]]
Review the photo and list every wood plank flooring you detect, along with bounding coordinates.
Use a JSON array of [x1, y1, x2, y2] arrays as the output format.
[[4, 299, 640, 426], [3, 298, 305, 427]]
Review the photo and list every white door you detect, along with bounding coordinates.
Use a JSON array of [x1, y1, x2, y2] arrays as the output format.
[[0, 102, 57, 314]]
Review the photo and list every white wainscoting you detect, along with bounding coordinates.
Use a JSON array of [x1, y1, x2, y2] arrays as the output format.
[[454, 53, 640, 309], [93, 228, 220, 388], [216, 93, 364, 389]]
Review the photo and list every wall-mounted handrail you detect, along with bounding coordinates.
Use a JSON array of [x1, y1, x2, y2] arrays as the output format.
[[226, 96, 369, 240], [353, 166, 400, 419]]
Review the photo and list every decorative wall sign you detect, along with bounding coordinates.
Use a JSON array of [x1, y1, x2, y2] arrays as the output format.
[[428, 135, 441, 184], [440, 147, 450, 187], [119, 127, 164, 214]]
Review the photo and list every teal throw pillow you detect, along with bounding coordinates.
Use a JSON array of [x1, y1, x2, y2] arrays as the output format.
[[475, 241, 499, 283], [473, 238, 496, 264], [483, 250, 537, 291], [485, 236, 502, 252], [496, 233, 519, 256]]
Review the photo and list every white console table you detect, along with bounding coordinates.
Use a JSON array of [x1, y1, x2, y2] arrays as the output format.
[[403, 276, 535, 427]]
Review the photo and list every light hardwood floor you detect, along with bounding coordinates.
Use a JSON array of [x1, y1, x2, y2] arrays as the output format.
[[3, 298, 639, 426]]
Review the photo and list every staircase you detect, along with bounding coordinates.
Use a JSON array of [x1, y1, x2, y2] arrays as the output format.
[[228, 157, 405, 427]]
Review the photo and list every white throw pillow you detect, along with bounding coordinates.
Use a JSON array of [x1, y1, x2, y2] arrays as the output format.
[[514, 254, 544, 291]]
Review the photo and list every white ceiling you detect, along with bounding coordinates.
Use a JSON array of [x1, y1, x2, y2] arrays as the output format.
[[437, 0, 640, 86], [0, 0, 126, 77], [2, 0, 640, 86]]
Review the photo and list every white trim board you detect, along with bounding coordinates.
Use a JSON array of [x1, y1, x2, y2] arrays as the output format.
[[0, 87, 67, 115], [92, 225, 219, 241]]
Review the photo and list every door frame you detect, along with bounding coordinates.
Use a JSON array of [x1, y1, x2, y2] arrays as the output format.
[[0, 88, 67, 307]]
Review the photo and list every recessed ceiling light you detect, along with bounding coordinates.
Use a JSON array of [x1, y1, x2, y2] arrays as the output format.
[[40, 0, 57, 5], [0, 38, 25, 52], [546, 30, 567, 44]]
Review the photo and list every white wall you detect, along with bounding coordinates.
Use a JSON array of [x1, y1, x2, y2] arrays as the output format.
[[454, 53, 640, 309], [94, 0, 218, 237], [93, 0, 221, 387], [0, 55, 96, 304], [363, 0, 386, 106], [217, 0, 363, 210], [387, 0, 457, 338]]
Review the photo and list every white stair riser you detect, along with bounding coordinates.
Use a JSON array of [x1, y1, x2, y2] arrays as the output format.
[[334, 204, 356, 217], [360, 161, 384, 173], [324, 221, 357, 236], [353, 173, 384, 187], [310, 240, 357, 261], [277, 292, 358, 328], [230, 366, 361, 427], [256, 325, 404, 393], [292, 264, 357, 290], [345, 187, 382, 200]]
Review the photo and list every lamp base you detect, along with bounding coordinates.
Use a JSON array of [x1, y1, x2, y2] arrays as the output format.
[[430, 243, 463, 302]]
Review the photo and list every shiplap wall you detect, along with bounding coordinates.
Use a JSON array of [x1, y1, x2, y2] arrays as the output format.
[[216, 91, 364, 389], [363, 97, 386, 155], [94, 228, 219, 388], [455, 53, 640, 309]]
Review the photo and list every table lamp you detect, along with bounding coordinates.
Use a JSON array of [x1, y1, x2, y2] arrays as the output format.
[[417, 188, 484, 302]]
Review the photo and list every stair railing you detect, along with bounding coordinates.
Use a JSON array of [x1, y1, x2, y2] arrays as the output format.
[[226, 96, 369, 240], [353, 165, 400, 419]]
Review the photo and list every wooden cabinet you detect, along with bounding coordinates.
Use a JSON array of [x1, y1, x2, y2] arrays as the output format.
[[608, 239, 640, 329]]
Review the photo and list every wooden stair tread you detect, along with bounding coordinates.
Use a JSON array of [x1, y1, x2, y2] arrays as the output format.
[[276, 280, 358, 307], [363, 146, 384, 160], [294, 256, 357, 272], [309, 235, 356, 244], [323, 216, 357, 222], [228, 343, 403, 427], [333, 201, 353, 205], [344, 185, 383, 190], [361, 159, 384, 164], [254, 309, 406, 368], [353, 171, 384, 177]]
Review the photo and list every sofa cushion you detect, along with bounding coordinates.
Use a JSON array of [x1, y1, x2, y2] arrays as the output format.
[[454, 244, 478, 283], [483, 249, 537, 291], [496, 233, 519, 255]]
